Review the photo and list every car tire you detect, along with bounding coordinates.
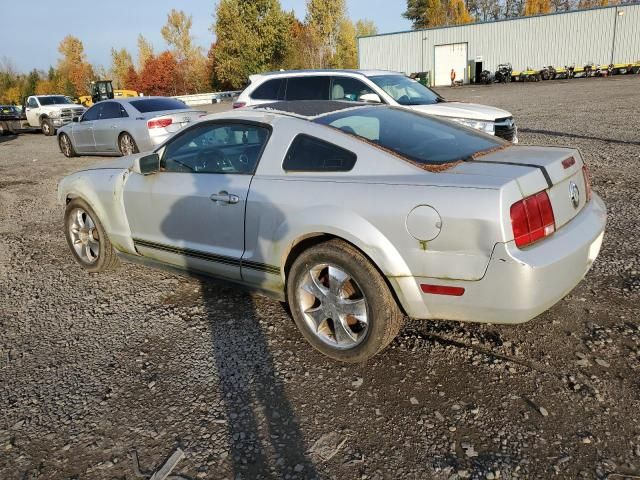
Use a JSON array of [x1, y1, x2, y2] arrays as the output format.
[[118, 132, 138, 156], [64, 198, 120, 273], [41, 118, 54, 136], [287, 239, 404, 363], [58, 133, 77, 158]]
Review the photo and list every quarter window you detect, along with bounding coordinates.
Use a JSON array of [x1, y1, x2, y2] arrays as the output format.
[[285, 77, 331, 101], [283, 135, 357, 172], [161, 123, 270, 174]]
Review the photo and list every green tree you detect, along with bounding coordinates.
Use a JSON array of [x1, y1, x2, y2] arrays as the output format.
[[137, 34, 154, 71], [212, 0, 293, 89], [333, 19, 357, 68], [404, 0, 447, 28], [355, 19, 378, 37], [306, 0, 347, 67], [110, 48, 134, 89]]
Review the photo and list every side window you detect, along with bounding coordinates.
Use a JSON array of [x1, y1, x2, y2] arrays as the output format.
[[161, 123, 270, 174], [283, 134, 357, 172], [82, 105, 100, 121], [251, 79, 285, 101], [119, 105, 129, 117], [98, 102, 121, 120], [285, 77, 331, 101], [331, 77, 375, 102], [28, 98, 39, 108]]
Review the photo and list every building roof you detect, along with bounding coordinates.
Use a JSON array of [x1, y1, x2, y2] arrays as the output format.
[[357, 2, 639, 39]]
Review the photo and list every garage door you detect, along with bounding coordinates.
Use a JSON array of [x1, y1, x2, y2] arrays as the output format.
[[434, 43, 468, 86]]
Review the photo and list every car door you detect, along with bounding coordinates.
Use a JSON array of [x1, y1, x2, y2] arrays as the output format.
[[123, 121, 271, 281], [25, 97, 40, 126], [72, 104, 100, 152], [92, 102, 122, 153]]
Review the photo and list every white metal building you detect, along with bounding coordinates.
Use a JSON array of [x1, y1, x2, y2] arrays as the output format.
[[358, 3, 640, 86]]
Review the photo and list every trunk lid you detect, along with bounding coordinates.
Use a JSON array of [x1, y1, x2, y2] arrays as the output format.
[[144, 109, 206, 133], [450, 145, 588, 230]]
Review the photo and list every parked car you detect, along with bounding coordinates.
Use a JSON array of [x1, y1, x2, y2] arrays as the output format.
[[234, 69, 519, 142], [56, 97, 205, 157], [58, 101, 606, 362], [0, 105, 23, 135], [21, 95, 86, 136]]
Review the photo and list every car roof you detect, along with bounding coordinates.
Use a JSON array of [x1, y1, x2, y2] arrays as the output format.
[[251, 100, 382, 119], [251, 69, 404, 81]]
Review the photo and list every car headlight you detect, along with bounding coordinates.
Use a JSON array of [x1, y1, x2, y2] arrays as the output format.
[[449, 117, 495, 135], [48, 111, 60, 118]]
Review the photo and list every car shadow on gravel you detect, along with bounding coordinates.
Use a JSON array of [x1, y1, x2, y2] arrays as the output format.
[[157, 170, 318, 479], [201, 283, 318, 479], [0, 134, 18, 144], [518, 128, 640, 145]]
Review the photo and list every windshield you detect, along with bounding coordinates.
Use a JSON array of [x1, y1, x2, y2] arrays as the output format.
[[38, 96, 74, 105], [369, 75, 443, 106], [314, 106, 506, 165], [129, 98, 187, 113]]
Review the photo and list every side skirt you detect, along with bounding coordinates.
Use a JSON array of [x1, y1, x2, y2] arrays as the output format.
[[115, 251, 286, 302]]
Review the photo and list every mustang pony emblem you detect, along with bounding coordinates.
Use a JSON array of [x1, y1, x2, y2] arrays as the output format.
[[569, 181, 580, 209]]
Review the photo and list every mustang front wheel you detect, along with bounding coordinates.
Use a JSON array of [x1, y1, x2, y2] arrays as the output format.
[[287, 239, 404, 362], [64, 198, 119, 273]]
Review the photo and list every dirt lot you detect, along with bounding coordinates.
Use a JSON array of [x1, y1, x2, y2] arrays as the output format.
[[1, 76, 639, 480]]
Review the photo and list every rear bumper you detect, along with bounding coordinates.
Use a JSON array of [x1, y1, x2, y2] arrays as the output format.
[[395, 193, 606, 324]]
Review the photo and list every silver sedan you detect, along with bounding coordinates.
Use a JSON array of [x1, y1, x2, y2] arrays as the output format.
[[57, 97, 205, 157], [57, 101, 606, 362]]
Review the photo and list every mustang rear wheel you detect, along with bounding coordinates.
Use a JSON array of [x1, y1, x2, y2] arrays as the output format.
[[58, 133, 76, 158], [287, 239, 404, 362], [64, 198, 119, 273], [118, 133, 138, 156]]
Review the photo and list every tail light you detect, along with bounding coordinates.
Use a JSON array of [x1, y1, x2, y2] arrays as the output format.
[[232, 102, 246, 109], [582, 164, 592, 202], [147, 118, 172, 129], [510, 191, 556, 248]]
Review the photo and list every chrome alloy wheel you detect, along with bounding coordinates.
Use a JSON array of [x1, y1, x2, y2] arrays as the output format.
[[120, 134, 135, 155], [68, 208, 100, 263], [60, 135, 72, 156], [297, 263, 369, 349]]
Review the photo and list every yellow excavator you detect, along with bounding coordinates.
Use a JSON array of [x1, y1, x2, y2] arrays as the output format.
[[78, 80, 139, 107]]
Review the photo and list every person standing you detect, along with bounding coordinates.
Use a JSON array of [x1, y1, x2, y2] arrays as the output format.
[[450, 68, 456, 87]]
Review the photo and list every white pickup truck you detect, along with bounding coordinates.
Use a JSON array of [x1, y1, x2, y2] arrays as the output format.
[[22, 95, 86, 136]]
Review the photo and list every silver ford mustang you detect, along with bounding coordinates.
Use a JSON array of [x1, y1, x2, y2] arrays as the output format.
[[57, 101, 606, 362]]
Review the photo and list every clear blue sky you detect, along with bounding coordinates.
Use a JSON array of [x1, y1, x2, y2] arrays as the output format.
[[0, 0, 411, 73]]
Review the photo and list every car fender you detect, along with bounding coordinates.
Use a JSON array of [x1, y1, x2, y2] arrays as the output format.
[[274, 206, 412, 279], [58, 169, 137, 254]]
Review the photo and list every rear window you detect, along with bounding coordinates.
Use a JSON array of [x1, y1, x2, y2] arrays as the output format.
[[314, 106, 506, 165], [251, 78, 285, 100], [283, 134, 357, 172], [129, 98, 187, 113]]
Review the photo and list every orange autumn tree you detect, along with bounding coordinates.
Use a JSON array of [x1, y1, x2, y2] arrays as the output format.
[[137, 51, 182, 96], [524, 0, 552, 15], [56, 35, 94, 96]]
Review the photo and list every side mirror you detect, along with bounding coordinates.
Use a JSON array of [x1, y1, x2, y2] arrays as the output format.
[[72, 117, 79, 123], [132, 153, 160, 175], [358, 93, 382, 104]]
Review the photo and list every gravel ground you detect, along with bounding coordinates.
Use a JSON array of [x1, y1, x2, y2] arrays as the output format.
[[1, 76, 639, 480]]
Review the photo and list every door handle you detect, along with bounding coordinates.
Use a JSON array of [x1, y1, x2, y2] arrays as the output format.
[[210, 191, 239, 204]]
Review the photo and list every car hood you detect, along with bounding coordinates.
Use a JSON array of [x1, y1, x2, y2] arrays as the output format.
[[83, 155, 138, 171], [407, 102, 511, 121]]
